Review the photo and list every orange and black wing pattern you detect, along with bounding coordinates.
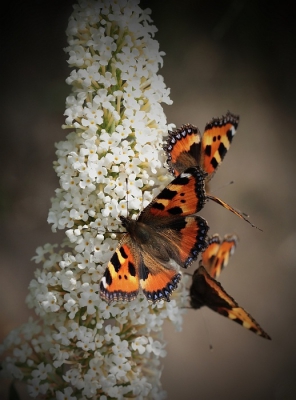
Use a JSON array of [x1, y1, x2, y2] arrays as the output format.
[[163, 113, 261, 230], [202, 233, 238, 279], [159, 215, 209, 268], [164, 124, 202, 177], [164, 112, 239, 181], [201, 112, 239, 181], [100, 237, 140, 303], [139, 249, 182, 303], [189, 266, 271, 339], [100, 166, 209, 304], [100, 234, 182, 304], [141, 166, 207, 219]]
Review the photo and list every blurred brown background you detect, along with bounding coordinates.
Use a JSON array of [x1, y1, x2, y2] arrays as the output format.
[[1, 1, 296, 399]]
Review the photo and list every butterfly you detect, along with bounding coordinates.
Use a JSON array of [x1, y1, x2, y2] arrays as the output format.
[[201, 233, 238, 279], [164, 112, 239, 181], [164, 112, 259, 229], [100, 166, 210, 304], [189, 236, 271, 339]]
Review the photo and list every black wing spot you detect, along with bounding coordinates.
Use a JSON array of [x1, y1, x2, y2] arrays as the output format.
[[128, 261, 136, 277], [210, 157, 218, 169], [119, 246, 128, 260], [158, 188, 177, 200], [204, 144, 212, 157], [167, 206, 183, 215], [110, 251, 121, 272], [218, 142, 227, 159], [151, 202, 165, 211], [103, 268, 112, 286]]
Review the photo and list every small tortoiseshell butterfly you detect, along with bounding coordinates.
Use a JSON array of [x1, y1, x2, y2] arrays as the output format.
[[100, 166, 209, 304], [164, 112, 259, 229], [201, 233, 238, 279], [164, 112, 239, 181]]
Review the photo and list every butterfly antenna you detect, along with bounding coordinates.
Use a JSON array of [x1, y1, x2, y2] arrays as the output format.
[[125, 177, 129, 217], [207, 194, 263, 231], [209, 180, 235, 193], [200, 309, 214, 351]]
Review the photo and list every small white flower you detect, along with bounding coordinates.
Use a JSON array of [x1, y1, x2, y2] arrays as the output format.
[[56, 387, 77, 400], [31, 363, 53, 380], [13, 343, 33, 363], [27, 378, 49, 398], [146, 337, 167, 358], [132, 336, 148, 354], [39, 292, 60, 313]]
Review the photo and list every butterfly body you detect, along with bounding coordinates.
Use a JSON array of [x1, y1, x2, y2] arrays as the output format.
[[100, 167, 210, 304]]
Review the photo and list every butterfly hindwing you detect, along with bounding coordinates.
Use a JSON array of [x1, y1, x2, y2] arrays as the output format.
[[190, 266, 271, 340], [164, 124, 202, 177], [160, 215, 209, 268], [202, 233, 238, 279], [139, 251, 182, 303]]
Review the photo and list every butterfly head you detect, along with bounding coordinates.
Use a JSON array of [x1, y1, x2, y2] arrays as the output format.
[[119, 215, 128, 226]]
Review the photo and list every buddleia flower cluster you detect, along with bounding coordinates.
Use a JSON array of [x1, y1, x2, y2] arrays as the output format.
[[0, 0, 190, 398]]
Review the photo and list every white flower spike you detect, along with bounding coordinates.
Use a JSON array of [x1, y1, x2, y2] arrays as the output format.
[[0, 1, 189, 399]]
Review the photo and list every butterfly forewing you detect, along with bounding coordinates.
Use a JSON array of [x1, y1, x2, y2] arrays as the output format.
[[202, 233, 238, 279], [100, 238, 140, 303], [190, 266, 271, 339], [141, 166, 207, 220], [201, 112, 239, 179]]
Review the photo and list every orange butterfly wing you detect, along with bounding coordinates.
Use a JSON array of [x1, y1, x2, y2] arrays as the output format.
[[142, 166, 207, 218], [190, 266, 271, 340], [201, 112, 239, 180], [100, 238, 140, 303], [164, 124, 201, 177], [139, 249, 181, 303], [140, 167, 209, 269], [202, 233, 238, 279], [163, 113, 259, 229], [164, 112, 239, 181]]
